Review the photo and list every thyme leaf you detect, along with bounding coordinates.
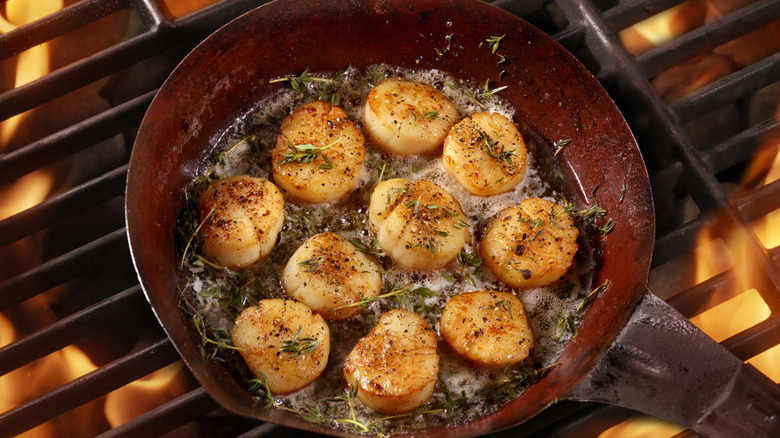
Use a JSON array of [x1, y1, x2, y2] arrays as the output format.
[[281, 326, 321, 359], [247, 372, 274, 407], [279, 138, 341, 166], [347, 236, 385, 259], [270, 68, 335, 92], [478, 129, 515, 165], [553, 139, 571, 157], [409, 109, 440, 125], [298, 256, 324, 273], [485, 34, 505, 53]]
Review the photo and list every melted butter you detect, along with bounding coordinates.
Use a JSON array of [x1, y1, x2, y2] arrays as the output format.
[[182, 65, 593, 434]]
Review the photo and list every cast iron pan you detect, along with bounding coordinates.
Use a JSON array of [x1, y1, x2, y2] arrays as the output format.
[[125, 0, 780, 436]]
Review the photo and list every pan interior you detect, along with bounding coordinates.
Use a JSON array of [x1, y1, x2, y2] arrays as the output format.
[[125, 0, 654, 436]]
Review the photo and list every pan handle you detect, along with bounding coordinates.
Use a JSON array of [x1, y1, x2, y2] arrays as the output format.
[[567, 289, 780, 438]]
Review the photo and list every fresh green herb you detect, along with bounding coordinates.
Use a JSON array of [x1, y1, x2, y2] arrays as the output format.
[[553, 139, 571, 157], [478, 129, 515, 165], [620, 181, 627, 202], [270, 68, 335, 92], [435, 230, 449, 237], [377, 161, 387, 183], [333, 282, 435, 312], [435, 34, 454, 56], [457, 248, 484, 286], [280, 138, 341, 166], [247, 372, 274, 407], [386, 186, 408, 204], [495, 299, 513, 319], [347, 236, 384, 259], [179, 206, 215, 270], [555, 280, 611, 339], [409, 109, 440, 125], [485, 35, 505, 53], [518, 214, 544, 229], [453, 219, 468, 229], [553, 311, 579, 340], [281, 326, 321, 359], [575, 280, 610, 313], [599, 218, 616, 235], [298, 256, 324, 273], [428, 239, 436, 254], [406, 196, 422, 214], [440, 381, 469, 416]]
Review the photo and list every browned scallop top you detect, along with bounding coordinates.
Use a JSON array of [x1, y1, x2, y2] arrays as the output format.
[[382, 179, 465, 244], [303, 232, 365, 285], [447, 114, 526, 176], [200, 176, 280, 238], [272, 100, 366, 180]]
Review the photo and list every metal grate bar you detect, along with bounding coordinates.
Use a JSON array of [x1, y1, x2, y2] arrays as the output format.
[[0, 90, 153, 184], [0, 228, 129, 310], [602, 0, 688, 32], [704, 117, 779, 176], [0, 0, 128, 60], [0, 337, 178, 438], [735, 178, 780, 223], [0, 165, 127, 247], [637, 0, 780, 78], [722, 315, 780, 361], [95, 387, 220, 438], [671, 50, 780, 124], [0, 286, 146, 376], [0, 0, 264, 123]]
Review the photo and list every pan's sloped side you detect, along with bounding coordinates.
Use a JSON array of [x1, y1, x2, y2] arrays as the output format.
[[126, 0, 654, 436]]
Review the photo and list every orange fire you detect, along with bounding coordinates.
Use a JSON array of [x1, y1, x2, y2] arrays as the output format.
[[1, 0, 211, 435], [690, 96, 780, 384]]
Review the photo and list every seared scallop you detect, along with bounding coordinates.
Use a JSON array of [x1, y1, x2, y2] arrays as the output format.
[[199, 175, 284, 269], [479, 198, 579, 288], [369, 178, 470, 270], [343, 309, 439, 414], [272, 100, 366, 203], [232, 299, 330, 395], [363, 78, 459, 154], [442, 112, 528, 196], [440, 290, 533, 369], [282, 232, 383, 320]]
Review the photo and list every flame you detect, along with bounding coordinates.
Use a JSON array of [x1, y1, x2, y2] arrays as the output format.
[[599, 415, 685, 438], [0, 170, 55, 221], [688, 101, 780, 383], [104, 358, 187, 427], [0, 312, 99, 438]]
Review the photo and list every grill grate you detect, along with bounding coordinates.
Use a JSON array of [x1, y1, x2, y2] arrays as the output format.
[[1, 0, 779, 436]]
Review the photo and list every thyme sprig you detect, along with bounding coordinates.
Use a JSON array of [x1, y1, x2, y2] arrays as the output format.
[[457, 248, 484, 286], [280, 138, 341, 167], [179, 205, 215, 270], [247, 372, 274, 407], [298, 256, 324, 273], [333, 281, 435, 312], [478, 129, 515, 165], [554, 280, 611, 339], [409, 109, 440, 125], [347, 236, 385, 259], [553, 139, 571, 157], [281, 326, 321, 359], [270, 68, 336, 91]]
